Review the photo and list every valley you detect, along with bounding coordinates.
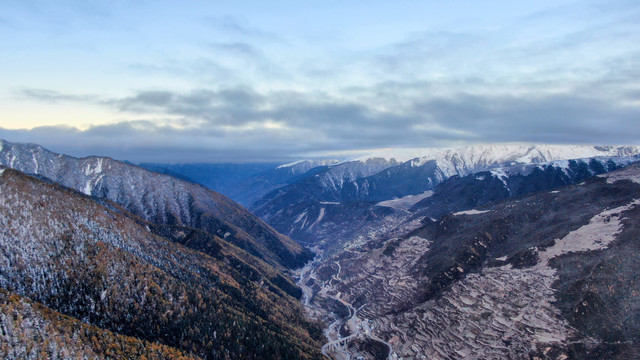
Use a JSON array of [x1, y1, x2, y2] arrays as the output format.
[[3, 141, 640, 359], [275, 146, 640, 359]]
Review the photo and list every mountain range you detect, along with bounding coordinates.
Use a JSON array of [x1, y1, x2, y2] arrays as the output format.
[[2, 139, 640, 359], [250, 145, 640, 248]]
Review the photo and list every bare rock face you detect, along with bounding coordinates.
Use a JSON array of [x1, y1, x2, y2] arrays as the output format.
[[0, 139, 312, 269], [302, 163, 640, 359]]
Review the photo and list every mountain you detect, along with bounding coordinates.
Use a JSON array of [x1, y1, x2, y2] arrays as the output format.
[[0, 139, 312, 269], [138, 162, 279, 205], [141, 160, 339, 207], [225, 159, 339, 206], [0, 165, 324, 359], [302, 162, 640, 359], [408, 155, 640, 220], [252, 144, 640, 248]]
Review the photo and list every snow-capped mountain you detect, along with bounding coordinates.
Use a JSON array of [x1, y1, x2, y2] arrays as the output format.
[[343, 144, 640, 165], [408, 155, 640, 220], [276, 159, 340, 171], [308, 162, 640, 359], [252, 144, 640, 247], [0, 139, 312, 268]]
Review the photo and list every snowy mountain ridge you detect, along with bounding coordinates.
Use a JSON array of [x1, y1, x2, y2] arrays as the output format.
[[0, 138, 312, 269], [269, 144, 640, 200], [276, 159, 339, 170], [253, 143, 640, 249], [339, 144, 640, 174]]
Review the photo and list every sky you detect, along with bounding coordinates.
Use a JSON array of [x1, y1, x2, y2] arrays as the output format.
[[0, 0, 639, 163]]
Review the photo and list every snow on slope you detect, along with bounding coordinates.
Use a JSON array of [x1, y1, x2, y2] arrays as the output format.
[[276, 159, 339, 170], [336, 144, 640, 182], [376, 190, 434, 211], [316, 144, 640, 202], [0, 139, 311, 268], [599, 165, 640, 185]]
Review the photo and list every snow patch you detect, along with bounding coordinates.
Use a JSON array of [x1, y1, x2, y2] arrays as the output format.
[[537, 199, 640, 265], [0, 168, 5, 176], [84, 158, 104, 176], [276, 159, 338, 169], [308, 207, 326, 229], [32, 153, 39, 173], [277, 160, 307, 169], [83, 181, 93, 195], [376, 190, 434, 211], [549, 190, 560, 194], [599, 166, 640, 185], [294, 211, 308, 224], [320, 201, 340, 205], [453, 209, 492, 216], [490, 168, 509, 188]]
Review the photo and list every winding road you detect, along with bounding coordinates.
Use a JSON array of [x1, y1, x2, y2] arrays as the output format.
[[307, 258, 396, 360]]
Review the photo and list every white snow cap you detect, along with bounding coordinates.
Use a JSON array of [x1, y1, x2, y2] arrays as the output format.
[[276, 159, 339, 169], [342, 144, 640, 167]]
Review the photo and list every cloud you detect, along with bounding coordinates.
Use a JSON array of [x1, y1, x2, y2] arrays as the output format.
[[107, 88, 265, 126], [210, 42, 262, 58], [203, 15, 281, 42], [20, 88, 96, 103], [126, 58, 238, 84], [4, 77, 639, 163], [5, 0, 639, 163], [208, 42, 288, 80]]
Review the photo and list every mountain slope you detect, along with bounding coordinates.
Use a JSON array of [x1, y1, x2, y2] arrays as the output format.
[[0, 139, 312, 269], [408, 156, 639, 219], [0, 166, 323, 359], [254, 145, 640, 249], [138, 162, 279, 205], [0, 288, 195, 359], [139, 160, 339, 207], [227, 159, 339, 206], [304, 163, 640, 359]]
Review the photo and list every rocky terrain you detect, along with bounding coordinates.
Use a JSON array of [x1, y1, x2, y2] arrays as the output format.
[[301, 163, 640, 359]]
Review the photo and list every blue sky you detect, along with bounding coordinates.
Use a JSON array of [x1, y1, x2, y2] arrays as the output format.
[[1, 0, 639, 162]]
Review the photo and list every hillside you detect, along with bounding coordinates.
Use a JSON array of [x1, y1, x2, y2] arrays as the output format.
[[302, 163, 640, 359], [0, 166, 324, 359], [0, 139, 312, 269], [253, 145, 640, 250]]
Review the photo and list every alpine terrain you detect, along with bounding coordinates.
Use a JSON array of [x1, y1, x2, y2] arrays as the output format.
[[2, 140, 640, 359], [277, 145, 640, 359], [0, 139, 313, 269], [0, 140, 324, 359]]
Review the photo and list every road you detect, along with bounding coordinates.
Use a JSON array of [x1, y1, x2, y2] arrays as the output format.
[[314, 259, 397, 360]]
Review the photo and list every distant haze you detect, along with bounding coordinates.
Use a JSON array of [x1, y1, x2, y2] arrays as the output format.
[[1, 0, 639, 162]]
